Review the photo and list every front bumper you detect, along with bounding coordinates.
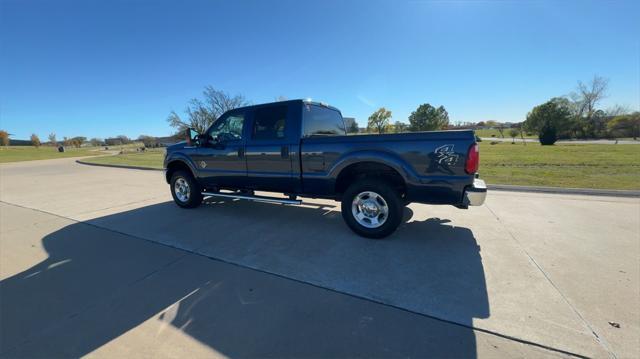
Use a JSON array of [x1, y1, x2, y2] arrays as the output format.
[[463, 179, 487, 206]]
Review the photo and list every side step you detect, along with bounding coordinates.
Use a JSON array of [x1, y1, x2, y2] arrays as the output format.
[[201, 191, 302, 205]]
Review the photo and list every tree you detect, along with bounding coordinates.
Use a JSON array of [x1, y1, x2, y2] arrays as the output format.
[[569, 75, 609, 138], [89, 138, 103, 146], [408, 104, 449, 131], [367, 108, 392, 134], [30, 134, 41, 147], [0, 130, 9, 146], [48, 133, 57, 146], [496, 123, 506, 138], [508, 128, 519, 144], [394, 121, 409, 133], [572, 75, 608, 120], [606, 104, 630, 117], [343, 118, 359, 134], [524, 98, 572, 145], [608, 112, 640, 139], [137, 135, 157, 147], [70, 136, 86, 148], [167, 86, 250, 134]]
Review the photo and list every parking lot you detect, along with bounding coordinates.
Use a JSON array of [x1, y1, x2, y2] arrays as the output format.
[[1, 158, 638, 358]]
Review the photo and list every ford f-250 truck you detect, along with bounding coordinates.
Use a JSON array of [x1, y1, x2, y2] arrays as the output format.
[[164, 99, 486, 238]]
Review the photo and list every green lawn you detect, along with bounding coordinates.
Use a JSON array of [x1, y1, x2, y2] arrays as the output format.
[[480, 142, 640, 189], [77, 143, 640, 190], [81, 148, 165, 169], [0, 146, 104, 163]]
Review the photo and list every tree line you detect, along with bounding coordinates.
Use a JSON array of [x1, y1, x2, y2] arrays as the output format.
[[163, 86, 453, 136], [0, 131, 174, 148], [163, 81, 637, 145], [364, 104, 450, 134], [523, 76, 638, 145], [2, 76, 635, 149]]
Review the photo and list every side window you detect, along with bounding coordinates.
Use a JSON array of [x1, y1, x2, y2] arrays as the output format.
[[252, 105, 287, 140], [209, 113, 244, 142], [303, 104, 346, 137]]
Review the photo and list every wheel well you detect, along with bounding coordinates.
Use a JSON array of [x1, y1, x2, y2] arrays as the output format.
[[335, 162, 406, 196], [165, 160, 193, 183]]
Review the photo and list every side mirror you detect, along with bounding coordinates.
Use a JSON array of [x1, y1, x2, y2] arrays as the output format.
[[185, 128, 200, 146]]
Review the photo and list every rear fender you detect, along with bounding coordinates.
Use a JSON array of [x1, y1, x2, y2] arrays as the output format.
[[328, 150, 420, 185]]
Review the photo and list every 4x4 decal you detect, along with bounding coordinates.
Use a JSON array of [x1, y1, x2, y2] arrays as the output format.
[[434, 144, 459, 166]]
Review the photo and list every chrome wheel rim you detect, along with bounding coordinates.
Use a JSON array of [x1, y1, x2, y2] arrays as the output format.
[[351, 191, 389, 228], [174, 177, 191, 202]]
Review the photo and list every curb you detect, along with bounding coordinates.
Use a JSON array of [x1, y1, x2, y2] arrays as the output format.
[[76, 160, 163, 172], [488, 184, 640, 198], [75, 160, 640, 198]]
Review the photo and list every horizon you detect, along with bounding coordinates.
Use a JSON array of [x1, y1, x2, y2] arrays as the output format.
[[1, 0, 639, 140]]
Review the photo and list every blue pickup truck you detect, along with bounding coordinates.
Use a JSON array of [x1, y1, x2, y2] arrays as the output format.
[[164, 99, 486, 238]]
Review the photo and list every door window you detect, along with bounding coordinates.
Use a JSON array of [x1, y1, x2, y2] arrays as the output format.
[[252, 105, 287, 140], [209, 113, 244, 142]]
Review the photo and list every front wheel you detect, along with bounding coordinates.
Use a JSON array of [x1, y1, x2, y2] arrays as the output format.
[[170, 170, 202, 208], [341, 179, 403, 239]]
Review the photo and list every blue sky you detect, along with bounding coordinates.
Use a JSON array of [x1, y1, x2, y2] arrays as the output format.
[[1, 0, 638, 139]]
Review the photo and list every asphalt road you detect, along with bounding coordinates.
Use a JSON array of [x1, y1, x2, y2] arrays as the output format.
[[1, 158, 638, 358]]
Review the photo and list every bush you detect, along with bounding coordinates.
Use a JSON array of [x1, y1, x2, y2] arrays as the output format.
[[539, 125, 557, 145]]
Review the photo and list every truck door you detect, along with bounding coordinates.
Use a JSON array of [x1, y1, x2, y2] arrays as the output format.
[[244, 104, 296, 192], [192, 110, 247, 189]]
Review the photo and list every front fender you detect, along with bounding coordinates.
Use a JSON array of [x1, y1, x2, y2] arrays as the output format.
[[164, 152, 199, 183]]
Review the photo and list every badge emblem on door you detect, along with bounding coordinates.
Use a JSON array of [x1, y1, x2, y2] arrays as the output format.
[[199, 160, 207, 169]]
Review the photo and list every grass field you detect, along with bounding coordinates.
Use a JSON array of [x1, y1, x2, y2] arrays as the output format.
[[81, 148, 165, 169], [480, 142, 640, 189], [79, 142, 640, 190], [0, 146, 105, 163]]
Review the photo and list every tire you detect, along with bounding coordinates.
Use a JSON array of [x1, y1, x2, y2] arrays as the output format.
[[170, 170, 203, 208], [341, 178, 403, 239]]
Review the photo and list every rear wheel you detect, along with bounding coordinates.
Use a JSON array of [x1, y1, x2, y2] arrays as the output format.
[[341, 179, 403, 239], [170, 170, 202, 208]]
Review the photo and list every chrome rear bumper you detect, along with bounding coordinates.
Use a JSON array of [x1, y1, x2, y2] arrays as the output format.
[[463, 179, 487, 206]]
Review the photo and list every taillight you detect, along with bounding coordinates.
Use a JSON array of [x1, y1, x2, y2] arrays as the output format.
[[465, 144, 479, 174]]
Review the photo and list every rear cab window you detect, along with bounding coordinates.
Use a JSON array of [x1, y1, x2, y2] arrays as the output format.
[[302, 104, 346, 137]]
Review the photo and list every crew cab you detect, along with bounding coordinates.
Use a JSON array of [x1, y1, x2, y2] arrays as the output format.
[[164, 99, 486, 238]]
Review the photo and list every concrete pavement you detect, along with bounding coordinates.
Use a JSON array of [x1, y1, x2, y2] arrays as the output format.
[[1, 157, 638, 358]]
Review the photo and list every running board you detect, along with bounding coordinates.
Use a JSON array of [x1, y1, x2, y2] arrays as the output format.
[[201, 191, 302, 205]]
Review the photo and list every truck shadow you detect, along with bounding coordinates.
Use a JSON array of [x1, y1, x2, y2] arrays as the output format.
[[0, 199, 489, 358]]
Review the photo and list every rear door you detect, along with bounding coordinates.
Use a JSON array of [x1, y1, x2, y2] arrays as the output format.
[[244, 104, 296, 192]]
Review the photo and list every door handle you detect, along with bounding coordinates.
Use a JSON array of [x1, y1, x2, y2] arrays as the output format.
[[281, 145, 289, 159], [238, 148, 245, 158]]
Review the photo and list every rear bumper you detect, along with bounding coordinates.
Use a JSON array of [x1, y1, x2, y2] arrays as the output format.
[[463, 179, 487, 206]]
